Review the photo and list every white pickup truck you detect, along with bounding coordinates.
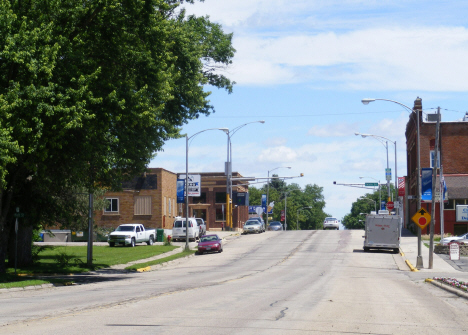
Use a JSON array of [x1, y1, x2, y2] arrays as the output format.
[[107, 224, 156, 247]]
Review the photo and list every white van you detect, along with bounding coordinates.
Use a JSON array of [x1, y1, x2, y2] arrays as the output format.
[[172, 218, 199, 242]]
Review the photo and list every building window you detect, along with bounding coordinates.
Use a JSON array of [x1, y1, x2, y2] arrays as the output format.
[[134, 196, 151, 215], [216, 207, 225, 221], [173, 198, 176, 216], [430, 150, 440, 168], [168, 198, 172, 217], [164, 197, 167, 215], [444, 199, 455, 210], [193, 192, 206, 204], [105, 198, 119, 213], [456, 199, 467, 206], [215, 192, 226, 204]]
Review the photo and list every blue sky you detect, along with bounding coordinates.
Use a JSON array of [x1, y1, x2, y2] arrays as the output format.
[[150, 0, 468, 220]]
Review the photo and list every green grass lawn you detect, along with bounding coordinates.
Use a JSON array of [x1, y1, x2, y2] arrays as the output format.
[[1, 244, 179, 289]]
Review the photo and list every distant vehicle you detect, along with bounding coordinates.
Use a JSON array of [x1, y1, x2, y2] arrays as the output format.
[[248, 217, 265, 232], [197, 234, 223, 254], [243, 220, 263, 234], [107, 224, 155, 247], [440, 232, 468, 246], [323, 217, 339, 230], [268, 221, 283, 231], [195, 218, 206, 236], [172, 218, 199, 242]]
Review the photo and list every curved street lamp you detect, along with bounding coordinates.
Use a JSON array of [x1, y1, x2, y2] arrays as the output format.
[[185, 128, 228, 250], [360, 176, 381, 212], [266, 166, 291, 228], [361, 97, 423, 269], [221, 121, 265, 230], [355, 132, 397, 202]]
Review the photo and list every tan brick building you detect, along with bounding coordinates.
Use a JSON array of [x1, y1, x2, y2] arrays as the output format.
[[95, 169, 250, 232], [95, 168, 178, 230]]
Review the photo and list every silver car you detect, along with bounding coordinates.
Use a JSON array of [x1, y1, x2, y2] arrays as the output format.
[[243, 220, 263, 234], [323, 217, 339, 230]]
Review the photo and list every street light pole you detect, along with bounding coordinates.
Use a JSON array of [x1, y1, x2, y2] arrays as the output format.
[[296, 206, 312, 230], [360, 197, 376, 213], [266, 166, 291, 229], [222, 121, 264, 231], [185, 128, 227, 251], [361, 97, 423, 268], [355, 132, 396, 202], [359, 177, 381, 212]]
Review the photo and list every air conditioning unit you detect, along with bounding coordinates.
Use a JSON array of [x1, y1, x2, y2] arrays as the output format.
[[427, 114, 441, 122]]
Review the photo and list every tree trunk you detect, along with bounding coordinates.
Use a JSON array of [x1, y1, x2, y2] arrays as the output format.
[[8, 222, 33, 268]]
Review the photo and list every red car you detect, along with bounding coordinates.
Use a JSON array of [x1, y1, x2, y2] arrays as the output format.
[[197, 234, 223, 254]]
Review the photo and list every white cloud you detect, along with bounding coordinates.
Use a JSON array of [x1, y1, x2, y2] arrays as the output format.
[[264, 137, 287, 146]]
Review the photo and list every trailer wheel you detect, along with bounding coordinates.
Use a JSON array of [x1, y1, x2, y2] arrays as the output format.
[[393, 248, 399, 254], [363, 247, 370, 252]]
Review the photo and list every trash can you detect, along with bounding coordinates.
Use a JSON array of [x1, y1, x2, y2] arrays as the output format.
[[156, 228, 164, 242]]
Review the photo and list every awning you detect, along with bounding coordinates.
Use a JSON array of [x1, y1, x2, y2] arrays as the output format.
[[445, 175, 468, 199]]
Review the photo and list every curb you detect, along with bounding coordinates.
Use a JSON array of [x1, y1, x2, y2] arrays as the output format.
[[405, 259, 419, 272], [426, 278, 468, 300]]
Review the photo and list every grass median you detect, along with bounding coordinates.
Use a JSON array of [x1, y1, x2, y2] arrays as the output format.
[[125, 249, 196, 271], [1, 244, 178, 289]]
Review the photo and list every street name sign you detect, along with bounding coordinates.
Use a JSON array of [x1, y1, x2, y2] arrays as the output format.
[[365, 182, 378, 187], [411, 208, 431, 229]]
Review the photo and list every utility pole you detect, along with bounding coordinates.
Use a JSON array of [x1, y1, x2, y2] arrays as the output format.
[[415, 98, 424, 269], [429, 107, 441, 269]]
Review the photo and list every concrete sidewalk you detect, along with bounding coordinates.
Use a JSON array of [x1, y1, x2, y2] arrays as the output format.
[[399, 228, 468, 276]]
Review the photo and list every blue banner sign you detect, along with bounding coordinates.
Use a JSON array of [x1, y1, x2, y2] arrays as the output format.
[[177, 179, 185, 203], [421, 168, 432, 201]]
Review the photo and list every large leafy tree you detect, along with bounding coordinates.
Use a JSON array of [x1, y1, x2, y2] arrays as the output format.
[[342, 185, 396, 229], [0, 0, 235, 273], [249, 182, 329, 230]]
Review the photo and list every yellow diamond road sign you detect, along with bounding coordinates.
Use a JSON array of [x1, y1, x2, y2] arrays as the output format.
[[411, 208, 431, 229]]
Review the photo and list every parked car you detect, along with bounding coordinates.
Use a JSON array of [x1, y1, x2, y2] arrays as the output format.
[[248, 217, 265, 232], [323, 217, 340, 230], [107, 224, 156, 247], [268, 221, 283, 231], [197, 234, 223, 254], [440, 232, 468, 245], [195, 218, 206, 236], [243, 220, 263, 234], [172, 218, 199, 242]]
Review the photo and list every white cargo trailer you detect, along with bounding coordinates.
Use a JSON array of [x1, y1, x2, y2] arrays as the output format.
[[363, 214, 400, 253]]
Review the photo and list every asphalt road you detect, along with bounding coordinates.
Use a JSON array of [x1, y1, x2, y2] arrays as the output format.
[[2, 230, 468, 334]]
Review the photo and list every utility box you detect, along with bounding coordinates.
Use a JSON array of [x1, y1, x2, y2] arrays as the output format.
[[363, 214, 400, 253], [156, 228, 164, 242]]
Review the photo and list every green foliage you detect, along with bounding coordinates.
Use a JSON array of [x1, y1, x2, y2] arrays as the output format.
[[0, 0, 235, 273], [249, 181, 329, 230], [342, 184, 397, 229]]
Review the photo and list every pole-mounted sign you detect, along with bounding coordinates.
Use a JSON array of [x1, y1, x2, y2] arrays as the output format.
[[411, 208, 431, 229]]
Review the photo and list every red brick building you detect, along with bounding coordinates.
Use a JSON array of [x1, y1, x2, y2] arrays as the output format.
[[185, 172, 249, 231], [405, 97, 468, 235]]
